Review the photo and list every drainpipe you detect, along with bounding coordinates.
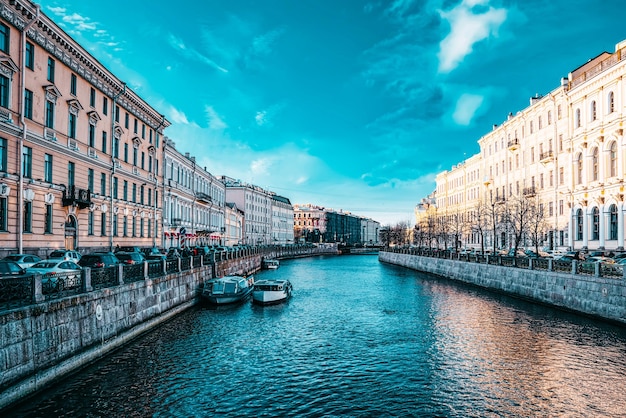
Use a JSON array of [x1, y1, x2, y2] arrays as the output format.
[[109, 83, 126, 251], [17, 5, 40, 254], [154, 115, 165, 248]]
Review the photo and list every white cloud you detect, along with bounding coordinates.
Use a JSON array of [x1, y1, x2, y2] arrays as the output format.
[[452, 93, 484, 125], [168, 33, 229, 73], [250, 158, 272, 176], [438, 0, 507, 73], [251, 28, 284, 56], [205, 106, 227, 130], [168, 106, 190, 125], [255, 111, 267, 126]]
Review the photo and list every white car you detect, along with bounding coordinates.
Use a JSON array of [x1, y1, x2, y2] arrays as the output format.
[[2, 254, 43, 268], [47, 250, 82, 263], [27, 260, 82, 290]]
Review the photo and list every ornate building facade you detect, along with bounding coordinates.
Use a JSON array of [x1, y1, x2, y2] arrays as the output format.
[[0, 1, 169, 256], [162, 138, 225, 248], [431, 39, 626, 252], [293, 203, 380, 245]]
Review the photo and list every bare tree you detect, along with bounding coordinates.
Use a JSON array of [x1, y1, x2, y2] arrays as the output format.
[[527, 198, 549, 254], [507, 194, 534, 254], [472, 198, 491, 254]]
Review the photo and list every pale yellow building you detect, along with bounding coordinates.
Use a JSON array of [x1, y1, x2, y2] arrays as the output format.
[[429, 39, 626, 252]]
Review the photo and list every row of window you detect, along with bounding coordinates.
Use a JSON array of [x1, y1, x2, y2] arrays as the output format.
[[574, 92, 616, 128], [0, 198, 154, 238], [0, 199, 52, 233], [574, 205, 619, 241]]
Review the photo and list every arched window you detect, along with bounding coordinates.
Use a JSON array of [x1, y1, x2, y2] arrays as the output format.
[[609, 204, 618, 240], [591, 101, 597, 121], [592, 147, 599, 181], [592, 207, 599, 240], [610, 141, 617, 177], [608, 91, 615, 113], [576, 153, 583, 185], [575, 108, 581, 128], [576, 209, 583, 240]]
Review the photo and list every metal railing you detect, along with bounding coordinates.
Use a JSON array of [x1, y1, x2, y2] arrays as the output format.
[[0, 244, 337, 311], [383, 247, 625, 279]]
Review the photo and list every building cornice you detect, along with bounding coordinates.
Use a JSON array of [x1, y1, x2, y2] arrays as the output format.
[[1, 1, 170, 131]]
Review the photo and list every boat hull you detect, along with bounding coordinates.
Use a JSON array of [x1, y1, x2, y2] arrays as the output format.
[[252, 279, 292, 305], [252, 290, 290, 305], [202, 287, 252, 305], [202, 275, 254, 305]]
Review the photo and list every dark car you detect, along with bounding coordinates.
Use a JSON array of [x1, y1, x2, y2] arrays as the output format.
[[115, 252, 146, 265], [166, 248, 182, 258], [194, 246, 211, 256], [0, 259, 27, 277], [78, 252, 120, 269], [116, 246, 142, 254], [146, 253, 167, 262], [141, 247, 163, 257]]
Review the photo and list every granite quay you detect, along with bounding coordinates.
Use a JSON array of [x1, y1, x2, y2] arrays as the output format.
[[0, 244, 336, 411], [380, 248, 626, 326]]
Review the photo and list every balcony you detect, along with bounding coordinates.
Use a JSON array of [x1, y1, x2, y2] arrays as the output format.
[[494, 196, 506, 205], [523, 187, 536, 197], [62, 186, 91, 209], [171, 218, 182, 227], [539, 150, 554, 164], [507, 138, 520, 151], [196, 192, 212, 204]]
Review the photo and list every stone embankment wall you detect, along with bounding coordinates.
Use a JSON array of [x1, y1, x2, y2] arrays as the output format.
[[1, 246, 334, 410], [379, 251, 626, 325]]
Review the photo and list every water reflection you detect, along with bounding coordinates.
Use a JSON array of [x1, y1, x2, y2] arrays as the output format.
[[6, 255, 626, 417]]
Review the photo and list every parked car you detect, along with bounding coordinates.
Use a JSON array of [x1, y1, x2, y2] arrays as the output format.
[[0, 259, 27, 277], [578, 256, 615, 273], [115, 246, 142, 254], [507, 249, 527, 257], [166, 247, 182, 258], [141, 247, 163, 257], [3, 254, 43, 268], [524, 250, 551, 258], [146, 253, 167, 262], [115, 252, 146, 265], [78, 252, 120, 269], [26, 260, 82, 289], [194, 246, 211, 255], [47, 250, 82, 262]]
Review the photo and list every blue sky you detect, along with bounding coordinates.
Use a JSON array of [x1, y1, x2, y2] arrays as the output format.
[[42, 0, 626, 226]]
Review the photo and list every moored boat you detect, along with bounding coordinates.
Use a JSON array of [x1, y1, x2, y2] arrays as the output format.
[[262, 258, 280, 269], [252, 279, 292, 305], [202, 275, 254, 305]]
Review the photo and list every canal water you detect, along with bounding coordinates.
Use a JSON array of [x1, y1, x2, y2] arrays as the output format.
[[7, 255, 626, 417]]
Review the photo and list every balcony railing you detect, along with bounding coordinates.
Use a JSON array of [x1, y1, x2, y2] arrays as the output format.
[[171, 218, 182, 227], [62, 186, 91, 209], [196, 192, 212, 203], [539, 150, 554, 163], [507, 138, 520, 151], [522, 187, 536, 197]]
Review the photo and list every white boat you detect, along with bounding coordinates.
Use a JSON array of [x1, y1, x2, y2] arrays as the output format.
[[202, 275, 254, 305], [252, 279, 292, 305], [262, 258, 280, 269]]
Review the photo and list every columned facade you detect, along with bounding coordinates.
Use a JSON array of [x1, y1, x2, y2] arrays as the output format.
[[429, 39, 626, 253]]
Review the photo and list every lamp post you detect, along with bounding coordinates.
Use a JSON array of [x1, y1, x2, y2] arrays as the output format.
[[484, 176, 498, 255], [152, 178, 158, 248]]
